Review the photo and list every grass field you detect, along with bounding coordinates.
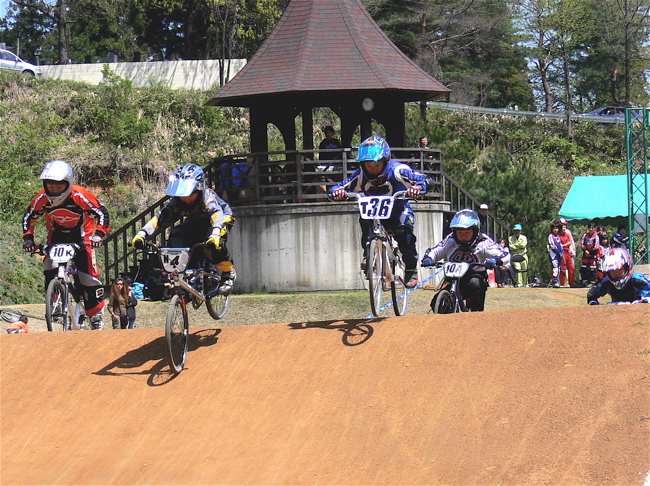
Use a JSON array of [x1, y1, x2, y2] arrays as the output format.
[[2, 285, 596, 333]]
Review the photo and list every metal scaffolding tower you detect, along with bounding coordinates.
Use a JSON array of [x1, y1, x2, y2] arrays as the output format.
[[625, 108, 649, 264]]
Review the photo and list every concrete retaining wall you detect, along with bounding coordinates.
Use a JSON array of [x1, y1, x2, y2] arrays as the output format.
[[227, 201, 450, 293], [40, 59, 247, 90]]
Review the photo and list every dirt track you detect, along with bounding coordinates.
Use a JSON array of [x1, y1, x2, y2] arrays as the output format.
[[2, 305, 649, 485]]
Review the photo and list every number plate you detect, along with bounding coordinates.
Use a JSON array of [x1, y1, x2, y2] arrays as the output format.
[[159, 248, 191, 273], [443, 261, 470, 279], [48, 243, 76, 264], [358, 195, 394, 220]]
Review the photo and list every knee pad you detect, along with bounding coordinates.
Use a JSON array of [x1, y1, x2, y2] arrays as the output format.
[[217, 261, 234, 272]]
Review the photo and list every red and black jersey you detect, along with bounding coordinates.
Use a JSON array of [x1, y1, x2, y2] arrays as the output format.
[[23, 185, 110, 243]]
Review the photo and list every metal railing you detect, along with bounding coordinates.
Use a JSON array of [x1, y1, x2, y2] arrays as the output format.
[[102, 147, 510, 281]]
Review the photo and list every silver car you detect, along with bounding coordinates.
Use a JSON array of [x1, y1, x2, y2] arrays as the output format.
[[0, 48, 41, 77]]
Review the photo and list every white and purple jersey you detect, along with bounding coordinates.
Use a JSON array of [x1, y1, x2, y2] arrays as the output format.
[[423, 233, 511, 266]]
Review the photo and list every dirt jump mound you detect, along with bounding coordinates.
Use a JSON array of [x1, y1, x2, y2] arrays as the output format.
[[2, 305, 649, 485]]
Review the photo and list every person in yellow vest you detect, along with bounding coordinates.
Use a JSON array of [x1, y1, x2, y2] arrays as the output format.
[[509, 224, 528, 287]]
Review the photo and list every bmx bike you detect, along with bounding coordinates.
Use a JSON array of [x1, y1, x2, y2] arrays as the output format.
[[152, 243, 230, 373], [430, 261, 486, 314], [36, 243, 89, 331], [347, 191, 412, 317]]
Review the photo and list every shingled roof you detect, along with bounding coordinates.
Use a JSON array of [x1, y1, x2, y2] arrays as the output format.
[[206, 0, 450, 106]]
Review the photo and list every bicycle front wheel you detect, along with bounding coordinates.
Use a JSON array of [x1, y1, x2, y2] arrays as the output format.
[[432, 289, 455, 314], [165, 294, 189, 373], [45, 279, 70, 331], [390, 251, 408, 316], [367, 239, 388, 317]]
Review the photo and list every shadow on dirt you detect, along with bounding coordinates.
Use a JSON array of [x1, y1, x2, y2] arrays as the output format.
[[93, 328, 221, 386], [287, 319, 378, 346]]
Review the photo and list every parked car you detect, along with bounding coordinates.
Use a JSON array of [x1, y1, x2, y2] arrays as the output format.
[[0, 48, 41, 77], [582, 106, 640, 119]]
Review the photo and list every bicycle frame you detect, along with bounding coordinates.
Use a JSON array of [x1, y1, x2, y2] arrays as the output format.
[[43, 243, 86, 330], [347, 191, 411, 317]]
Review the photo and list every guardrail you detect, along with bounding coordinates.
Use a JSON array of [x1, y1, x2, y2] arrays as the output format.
[[427, 102, 634, 125]]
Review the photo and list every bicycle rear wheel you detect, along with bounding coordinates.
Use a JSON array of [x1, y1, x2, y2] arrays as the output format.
[[205, 272, 230, 320], [165, 294, 189, 373], [432, 289, 455, 314], [367, 239, 388, 317], [45, 279, 70, 331], [390, 250, 408, 316]]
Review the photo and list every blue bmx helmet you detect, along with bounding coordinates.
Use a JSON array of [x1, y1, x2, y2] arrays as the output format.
[[356, 134, 390, 163], [450, 209, 480, 246], [166, 164, 205, 197]]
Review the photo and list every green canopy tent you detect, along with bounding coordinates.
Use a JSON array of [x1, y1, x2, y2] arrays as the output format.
[[559, 174, 648, 229]]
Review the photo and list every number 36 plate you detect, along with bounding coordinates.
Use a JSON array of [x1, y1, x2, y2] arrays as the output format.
[[357, 195, 395, 220]]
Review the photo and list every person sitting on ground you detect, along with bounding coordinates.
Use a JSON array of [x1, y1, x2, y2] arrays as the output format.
[[328, 134, 429, 288], [145, 269, 173, 301], [587, 247, 650, 304], [132, 164, 237, 295], [421, 208, 510, 312]]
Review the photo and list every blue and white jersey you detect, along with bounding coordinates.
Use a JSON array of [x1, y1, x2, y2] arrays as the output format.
[[329, 159, 428, 197], [423, 233, 511, 266]]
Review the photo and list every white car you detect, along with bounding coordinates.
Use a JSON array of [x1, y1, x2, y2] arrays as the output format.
[[0, 48, 41, 77]]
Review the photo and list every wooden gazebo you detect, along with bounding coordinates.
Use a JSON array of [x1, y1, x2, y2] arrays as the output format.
[[205, 0, 450, 152]]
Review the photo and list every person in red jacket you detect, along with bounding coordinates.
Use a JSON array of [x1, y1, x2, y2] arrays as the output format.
[[22, 160, 110, 330], [580, 221, 600, 287]]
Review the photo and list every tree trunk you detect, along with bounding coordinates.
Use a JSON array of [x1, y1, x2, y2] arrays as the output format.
[[57, 0, 68, 64]]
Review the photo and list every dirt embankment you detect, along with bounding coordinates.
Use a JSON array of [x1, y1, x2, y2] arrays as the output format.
[[2, 304, 649, 485]]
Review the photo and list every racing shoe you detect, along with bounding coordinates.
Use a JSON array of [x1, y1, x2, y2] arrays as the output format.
[[90, 314, 104, 330], [217, 268, 236, 296], [360, 257, 367, 271], [404, 270, 418, 289]]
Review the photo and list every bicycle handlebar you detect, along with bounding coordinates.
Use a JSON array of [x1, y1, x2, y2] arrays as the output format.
[[344, 190, 413, 200]]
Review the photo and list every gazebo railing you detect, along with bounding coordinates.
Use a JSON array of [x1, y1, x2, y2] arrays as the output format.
[[103, 147, 510, 282]]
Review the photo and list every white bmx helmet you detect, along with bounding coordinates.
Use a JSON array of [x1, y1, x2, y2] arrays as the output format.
[[40, 160, 74, 207], [601, 247, 633, 290]]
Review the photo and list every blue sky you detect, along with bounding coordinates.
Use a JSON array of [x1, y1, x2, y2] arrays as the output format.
[[1, 1, 8, 19]]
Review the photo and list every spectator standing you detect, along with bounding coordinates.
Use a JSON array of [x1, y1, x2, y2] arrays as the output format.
[[418, 135, 429, 149], [611, 224, 630, 249], [318, 126, 342, 163], [580, 221, 601, 286], [107, 278, 128, 329], [596, 234, 611, 283], [548, 223, 563, 288], [478, 203, 490, 237], [125, 279, 137, 329], [558, 222, 576, 287], [508, 224, 528, 288], [495, 238, 514, 287]]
